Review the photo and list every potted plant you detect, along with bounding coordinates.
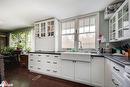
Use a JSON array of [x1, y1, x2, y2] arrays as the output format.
[[0, 47, 15, 55]]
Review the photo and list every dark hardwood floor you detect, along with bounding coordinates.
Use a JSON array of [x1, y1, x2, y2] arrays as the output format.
[[5, 66, 92, 87]]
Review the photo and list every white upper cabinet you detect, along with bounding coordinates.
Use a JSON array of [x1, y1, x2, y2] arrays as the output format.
[[109, 0, 129, 42], [34, 18, 60, 51]]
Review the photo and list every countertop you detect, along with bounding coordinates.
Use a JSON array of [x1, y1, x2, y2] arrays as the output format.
[[29, 51, 130, 67], [29, 51, 61, 55]]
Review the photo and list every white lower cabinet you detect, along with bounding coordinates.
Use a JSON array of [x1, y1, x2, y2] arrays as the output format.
[[75, 61, 91, 84], [91, 57, 105, 87], [105, 59, 112, 87], [61, 60, 75, 80], [29, 53, 105, 87], [28, 53, 61, 77]]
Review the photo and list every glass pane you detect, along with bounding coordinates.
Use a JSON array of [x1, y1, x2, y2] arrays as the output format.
[[84, 26, 89, 32], [90, 25, 95, 32], [118, 9, 122, 19], [123, 13, 129, 28], [79, 33, 95, 49], [112, 16, 116, 23], [84, 18, 89, 26], [89, 33, 95, 48], [79, 27, 84, 33], [62, 35, 74, 48], [90, 17, 95, 26], [118, 18, 123, 29], [123, 3, 128, 14], [62, 21, 75, 34]]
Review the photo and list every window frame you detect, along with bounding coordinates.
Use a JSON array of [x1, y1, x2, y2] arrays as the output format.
[[61, 19, 76, 49], [61, 12, 99, 51]]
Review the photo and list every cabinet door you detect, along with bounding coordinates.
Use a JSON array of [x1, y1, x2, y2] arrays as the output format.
[[75, 61, 91, 84], [105, 59, 112, 87], [61, 60, 74, 80], [91, 57, 104, 87], [34, 23, 40, 37]]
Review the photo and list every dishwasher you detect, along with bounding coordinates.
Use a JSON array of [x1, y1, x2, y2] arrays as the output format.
[[123, 66, 130, 87]]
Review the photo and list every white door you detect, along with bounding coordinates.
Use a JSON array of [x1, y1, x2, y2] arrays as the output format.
[[61, 60, 75, 80], [105, 59, 112, 87], [91, 57, 105, 87], [75, 61, 91, 84]]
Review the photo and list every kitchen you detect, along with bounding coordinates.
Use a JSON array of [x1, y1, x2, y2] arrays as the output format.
[[0, 0, 130, 87]]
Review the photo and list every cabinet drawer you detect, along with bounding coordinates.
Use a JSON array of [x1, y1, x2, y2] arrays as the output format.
[[53, 55, 60, 59], [29, 65, 35, 70], [111, 62, 124, 77]]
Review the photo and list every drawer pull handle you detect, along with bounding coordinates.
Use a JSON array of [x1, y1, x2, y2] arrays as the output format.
[[38, 60, 41, 62], [30, 66, 33, 68], [38, 55, 41, 56], [53, 70, 57, 72], [46, 55, 50, 57], [30, 54, 33, 56], [53, 62, 57, 64], [54, 56, 58, 57], [47, 61, 50, 63], [47, 69, 50, 71], [113, 67, 120, 72], [112, 79, 119, 86], [38, 68, 41, 70], [30, 59, 33, 61]]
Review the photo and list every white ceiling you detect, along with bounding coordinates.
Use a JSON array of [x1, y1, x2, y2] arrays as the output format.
[[0, 0, 114, 30]]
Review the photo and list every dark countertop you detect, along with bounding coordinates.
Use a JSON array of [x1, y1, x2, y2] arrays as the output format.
[[29, 51, 61, 55], [91, 53, 130, 67], [29, 51, 130, 67]]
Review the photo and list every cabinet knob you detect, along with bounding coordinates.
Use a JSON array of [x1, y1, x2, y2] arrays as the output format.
[[53, 70, 57, 73]]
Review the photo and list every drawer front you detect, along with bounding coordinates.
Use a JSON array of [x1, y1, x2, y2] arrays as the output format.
[[29, 65, 36, 71], [75, 55, 91, 62], [61, 54, 74, 60], [112, 72, 124, 87], [53, 55, 60, 59], [111, 62, 124, 77]]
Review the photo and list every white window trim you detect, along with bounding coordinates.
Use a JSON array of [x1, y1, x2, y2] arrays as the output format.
[[61, 12, 99, 51]]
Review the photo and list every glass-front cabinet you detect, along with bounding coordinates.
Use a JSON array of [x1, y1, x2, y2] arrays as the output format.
[[34, 19, 55, 38], [41, 21, 46, 37], [109, 16, 117, 41], [109, 0, 129, 42], [34, 23, 40, 37], [47, 20, 55, 37]]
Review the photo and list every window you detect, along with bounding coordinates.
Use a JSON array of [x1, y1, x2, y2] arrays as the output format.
[[61, 14, 98, 50], [78, 16, 96, 49], [10, 28, 33, 51], [62, 20, 75, 49]]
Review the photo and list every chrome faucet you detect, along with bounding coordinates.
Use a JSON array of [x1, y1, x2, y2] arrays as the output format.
[[78, 41, 83, 49]]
